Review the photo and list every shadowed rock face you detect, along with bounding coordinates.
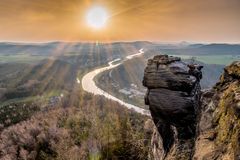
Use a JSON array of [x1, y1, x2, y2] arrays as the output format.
[[144, 56, 240, 160], [143, 55, 202, 155], [194, 61, 240, 160]]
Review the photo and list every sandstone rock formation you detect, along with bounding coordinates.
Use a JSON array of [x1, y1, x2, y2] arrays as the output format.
[[194, 61, 240, 159], [144, 56, 240, 160], [143, 55, 203, 158]]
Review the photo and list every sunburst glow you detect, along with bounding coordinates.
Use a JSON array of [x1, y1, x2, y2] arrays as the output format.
[[86, 6, 108, 29]]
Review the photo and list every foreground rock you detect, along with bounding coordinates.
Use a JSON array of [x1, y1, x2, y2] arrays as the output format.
[[143, 55, 203, 159], [144, 56, 240, 159], [194, 61, 240, 159]]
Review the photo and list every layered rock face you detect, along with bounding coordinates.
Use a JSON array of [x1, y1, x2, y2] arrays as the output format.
[[194, 61, 240, 159], [144, 56, 240, 160], [143, 55, 202, 158]]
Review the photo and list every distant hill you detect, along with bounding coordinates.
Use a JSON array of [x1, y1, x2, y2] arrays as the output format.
[[0, 41, 153, 56], [1, 41, 240, 56], [158, 43, 240, 55], [0, 42, 62, 55]]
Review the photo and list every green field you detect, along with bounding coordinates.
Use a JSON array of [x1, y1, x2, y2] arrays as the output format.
[[170, 54, 239, 65], [0, 89, 64, 107], [0, 54, 47, 63]]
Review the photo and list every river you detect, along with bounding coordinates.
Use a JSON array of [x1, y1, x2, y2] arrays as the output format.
[[81, 49, 150, 116]]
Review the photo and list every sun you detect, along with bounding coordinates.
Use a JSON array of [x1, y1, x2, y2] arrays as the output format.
[[86, 6, 108, 29]]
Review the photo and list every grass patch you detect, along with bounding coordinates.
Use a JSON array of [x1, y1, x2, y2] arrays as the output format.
[[0, 54, 47, 64]]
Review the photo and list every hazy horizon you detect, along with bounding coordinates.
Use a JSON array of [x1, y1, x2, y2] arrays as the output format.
[[0, 40, 239, 45]]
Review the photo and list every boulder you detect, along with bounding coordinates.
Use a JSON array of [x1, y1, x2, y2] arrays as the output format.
[[143, 55, 202, 155], [143, 55, 197, 93]]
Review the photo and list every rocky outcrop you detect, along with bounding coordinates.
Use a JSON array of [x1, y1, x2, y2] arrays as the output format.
[[143, 55, 203, 159], [194, 61, 240, 159], [144, 119, 165, 160], [144, 57, 240, 160]]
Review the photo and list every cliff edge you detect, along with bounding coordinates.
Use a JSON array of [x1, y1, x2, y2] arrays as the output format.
[[194, 61, 240, 159], [143, 56, 240, 159]]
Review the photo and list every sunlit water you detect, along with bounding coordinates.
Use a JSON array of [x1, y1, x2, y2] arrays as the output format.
[[81, 49, 150, 116]]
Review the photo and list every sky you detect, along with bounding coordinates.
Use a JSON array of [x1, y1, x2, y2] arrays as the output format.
[[0, 0, 239, 43]]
